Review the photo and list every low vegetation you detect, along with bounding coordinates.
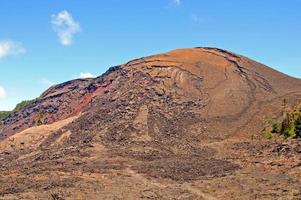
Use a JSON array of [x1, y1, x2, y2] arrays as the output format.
[[0, 99, 36, 121], [12, 99, 36, 112], [272, 122, 281, 134], [265, 108, 301, 139], [263, 130, 273, 139], [36, 112, 45, 126], [0, 111, 11, 121]]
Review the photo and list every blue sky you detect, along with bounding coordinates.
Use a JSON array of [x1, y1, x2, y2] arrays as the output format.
[[0, 0, 300, 110]]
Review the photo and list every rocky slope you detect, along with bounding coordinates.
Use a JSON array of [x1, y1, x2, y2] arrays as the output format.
[[0, 66, 119, 138], [0, 48, 301, 199]]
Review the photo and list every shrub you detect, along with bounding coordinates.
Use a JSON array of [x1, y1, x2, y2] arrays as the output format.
[[266, 108, 301, 139], [36, 112, 45, 126], [280, 110, 301, 138], [272, 122, 281, 133], [295, 118, 301, 138], [282, 123, 296, 138], [263, 130, 273, 139]]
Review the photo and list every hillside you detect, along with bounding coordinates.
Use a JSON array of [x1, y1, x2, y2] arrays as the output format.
[[0, 111, 10, 121], [0, 47, 300, 199]]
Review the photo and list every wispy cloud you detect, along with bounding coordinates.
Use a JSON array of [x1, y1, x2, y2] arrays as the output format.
[[0, 40, 26, 59], [51, 10, 81, 46], [172, 0, 181, 6], [79, 72, 95, 79], [191, 14, 200, 24], [41, 78, 54, 87], [0, 86, 7, 99]]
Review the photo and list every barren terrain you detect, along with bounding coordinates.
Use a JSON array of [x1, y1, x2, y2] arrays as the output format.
[[0, 48, 300, 199]]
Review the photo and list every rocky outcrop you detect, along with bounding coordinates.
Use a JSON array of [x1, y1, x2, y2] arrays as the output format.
[[0, 66, 121, 138]]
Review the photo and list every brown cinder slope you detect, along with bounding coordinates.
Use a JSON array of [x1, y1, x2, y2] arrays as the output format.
[[0, 47, 301, 199]]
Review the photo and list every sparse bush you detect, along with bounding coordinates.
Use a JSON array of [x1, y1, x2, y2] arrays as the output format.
[[263, 130, 273, 139], [280, 110, 301, 138], [266, 108, 301, 139], [295, 117, 301, 138], [282, 123, 295, 138], [36, 112, 45, 126], [272, 122, 281, 133]]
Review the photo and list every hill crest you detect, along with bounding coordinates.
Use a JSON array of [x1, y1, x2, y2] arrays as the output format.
[[1, 47, 301, 138], [0, 47, 301, 199]]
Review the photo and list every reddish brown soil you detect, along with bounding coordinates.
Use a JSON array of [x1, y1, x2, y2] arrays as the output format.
[[0, 48, 300, 199]]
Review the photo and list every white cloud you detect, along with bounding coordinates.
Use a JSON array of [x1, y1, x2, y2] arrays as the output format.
[[0, 86, 7, 99], [0, 40, 26, 59], [79, 72, 95, 79], [41, 78, 54, 87], [51, 10, 81, 46], [172, 0, 181, 6]]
